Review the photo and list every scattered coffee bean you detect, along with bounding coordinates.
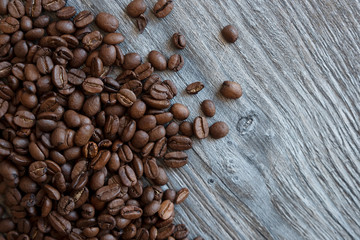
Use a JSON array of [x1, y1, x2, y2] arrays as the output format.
[[95, 12, 119, 33], [148, 50, 167, 71], [193, 116, 209, 139], [172, 32, 186, 49], [127, 0, 147, 18], [186, 81, 204, 94], [153, 0, 174, 18], [222, 24, 239, 43], [201, 99, 216, 117], [168, 53, 184, 71], [210, 121, 229, 139], [136, 14, 148, 33], [220, 80, 242, 99], [170, 103, 189, 120]]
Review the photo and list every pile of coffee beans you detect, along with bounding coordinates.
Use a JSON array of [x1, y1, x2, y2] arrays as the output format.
[[0, 0, 242, 239]]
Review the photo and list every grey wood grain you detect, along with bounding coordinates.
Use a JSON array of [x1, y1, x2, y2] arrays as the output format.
[[70, 0, 360, 239]]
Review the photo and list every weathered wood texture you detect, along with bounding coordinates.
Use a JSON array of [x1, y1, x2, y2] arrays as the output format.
[[71, 0, 360, 239]]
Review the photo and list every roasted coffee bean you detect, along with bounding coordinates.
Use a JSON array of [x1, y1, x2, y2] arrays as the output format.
[[193, 116, 209, 139], [0, 98, 9, 118], [117, 88, 136, 107], [96, 184, 121, 202], [103, 33, 124, 45], [153, 0, 174, 18], [136, 14, 147, 33], [186, 81, 204, 94], [172, 32, 186, 49], [152, 136, 167, 158], [119, 165, 137, 187], [42, 0, 65, 11], [13, 110, 35, 128], [20, 16, 32, 31], [99, 44, 116, 66], [75, 124, 94, 146], [134, 62, 153, 80], [8, 0, 25, 19], [68, 68, 86, 85], [0, 0, 8, 15], [82, 77, 104, 94], [165, 122, 179, 137], [144, 157, 159, 179], [157, 224, 175, 240], [90, 56, 103, 77], [120, 205, 143, 219], [48, 211, 72, 235], [175, 188, 189, 204], [74, 10, 94, 28], [95, 12, 119, 32], [0, 16, 20, 34], [170, 103, 189, 120], [164, 151, 188, 168], [143, 200, 160, 217], [179, 121, 192, 137], [56, 6, 76, 19], [61, 34, 79, 48], [149, 84, 168, 100], [123, 52, 142, 70], [52, 65, 68, 89], [168, 54, 184, 71], [142, 95, 170, 109], [57, 196, 75, 216], [39, 36, 68, 48], [91, 150, 110, 170], [82, 31, 103, 52], [127, 0, 146, 17], [0, 61, 12, 77], [173, 224, 189, 239], [98, 214, 116, 230], [158, 200, 174, 220], [220, 80, 242, 99], [56, 20, 76, 34], [148, 50, 167, 71], [162, 79, 177, 98], [129, 100, 146, 119], [209, 121, 229, 139], [222, 24, 238, 43], [36, 56, 53, 74], [33, 15, 50, 28], [168, 135, 192, 151], [201, 99, 216, 117]]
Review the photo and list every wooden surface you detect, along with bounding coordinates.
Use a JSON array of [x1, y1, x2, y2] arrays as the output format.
[[70, 0, 360, 239]]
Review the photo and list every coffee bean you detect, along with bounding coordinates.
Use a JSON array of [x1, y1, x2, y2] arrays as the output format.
[[134, 62, 153, 80], [48, 211, 72, 235], [123, 52, 142, 70], [95, 12, 119, 33], [144, 157, 159, 179], [0, 0, 8, 15], [220, 80, 242, 99], [210, 121, 229, 139], [170, 103, 189, 120], [99, 44, 116, 66], [164, 151, 188, 168], [56, 20, 76, 34], [8, 0, 25, 19], [0, 98, 9, 118], [119, 165, 137, 187], [61, 34, 79, 48], [152, 136, 167, 158], [193, 116, 209, 139], [56, 6, 76, 19], [82, 77, 104, 94], [129, 100, 146, 119], [172, 32, 186, 49], [36, 56, 54, 74], [120, 205, 143, 219], [13, 110, 35, 128], [42, 0, 65, 11], [52, 64, 68, 89], [117, 88, 136, 107], [136, 14, 148, 33], [168, 135, 192, 151], [201, 99, 216, 117], [157, 224, 175, 240], [173, 224, 189, 239], [158, 200, 174, 220], [143, 200, 160, 217], [127, 0, 146, 17], [153, 0, 174, 18], [0, 16, 19, 34], [103, 33, 124, 45], [82, 31, 103, 52], [142, 95, 170, 110], [96, 184, 121, 202], [90, 150, 110, 170], [186, 81, 204, 94], [90, 56, 103, 77], [148, 50, 167, 71], [168, 54, 184, 71], [222, 24, 238, 43], [175, 188, 189, 204], [74, 10, 94, 28], [33, 15, 50, 28], [162, 79, 177, 98]]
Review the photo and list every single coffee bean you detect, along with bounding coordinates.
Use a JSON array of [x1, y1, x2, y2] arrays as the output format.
[[170, 103, 189, 120], [68, 68, 86, 85], [175, 188, 189, 204], [20, 16, 32, 31], [48, 211, 72, 235], [13, 110, 35, 128], [134, 62, 153, 80], [201, 99, 216, 117], [74, 10, 94, 28], [82, 31, 103, 52], [164, 151, 188, 168], [119, 165, 137, 187], [52, 65, 68, 89], [90, 56, 104, 77], [56, 6, 76, 19], [42, 0, 66, 11], [186, 81, 204, 94], [148, 50, 167, 71], [163, 189, 176, 202], [98, 214, 116, 230], [96, 184, 121, 202], [91, 150, 111, 170], [168, 135, 192, 151], [129, 100, 146, 119], [57, 196, 75, 216], [103, 32, 125, 45], [56, 20, 76, 34], [0, 98, 9, 118], [36, 56, 54, 74], [82, 77, 104, 94], [0, 16, 20, 34], [39, 36, 68, 48], [172, 32, 186, 49], [61, 34, 79, 48], [33, 15, 50, 28], [153, 0, 174, 18], [157, 224, 175, 240], [99, 44, 116, 66], [142, 95, 170, 110], [193, 116, 209, 139], [117, 88, 136, 107], [153, 136, 167, 158], [158, 200, 174, 220], [8, 0, 25, 19], [136, 14, 147, 33], [75, 124, 95, 146], [0, 61, 12, 77], [222, 24, 238, 43], [143, 200, 161, 217], [25, 0, 41, 17], [168, 54, 184, 72], [95, 12, 119, 33], [127, 0, 146, 17], [144, 157, 159, 179], [220, 80, 242, 99], [120, 205, 143, 219], [0, 0, 8, 15], [173, 224, 189, 239], [209, 121, 229, 139], [69, 48, 87, 68], [123, 52, 142, 70]]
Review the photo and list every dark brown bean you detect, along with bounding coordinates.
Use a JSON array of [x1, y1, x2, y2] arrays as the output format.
[[153, 0, 174, 18], [168, 135, 192, 151], [172, 32, 186, 49], [164, 151, 188, 168], [209, 121, 229, 139], [168, 54, 184, 71], [193, 116, 209, 139], [56, 6, 76, 19], [222, 24, 238, 43], [148, 50, 166, 71], [201, 99, 216, 117], [95, 12, 119, 32], [186, 81, 204, 94], [220, 81, 242, 99]]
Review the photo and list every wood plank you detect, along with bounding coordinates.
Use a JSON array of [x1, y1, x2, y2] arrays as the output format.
[[69, 0, 360, 238]]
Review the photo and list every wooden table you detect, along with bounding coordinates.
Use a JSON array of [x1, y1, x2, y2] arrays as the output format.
[[71, 0, 360, 239]]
